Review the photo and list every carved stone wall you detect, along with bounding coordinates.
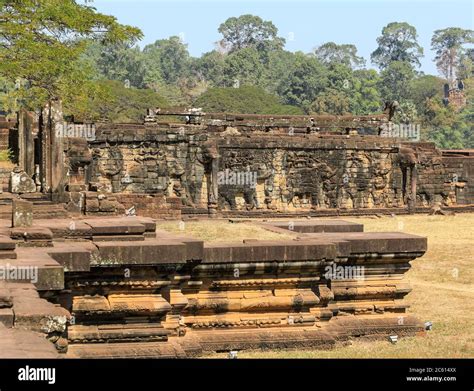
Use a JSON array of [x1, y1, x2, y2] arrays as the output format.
[[78, 123, 474, 215]]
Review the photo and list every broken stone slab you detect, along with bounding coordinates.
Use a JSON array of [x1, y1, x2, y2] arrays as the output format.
[[84, 218, 146, 235], [10, 167, 36, 194], [13, 295, 69, 333], [0, 307, 14, 327], [12, 199, 33, 227]]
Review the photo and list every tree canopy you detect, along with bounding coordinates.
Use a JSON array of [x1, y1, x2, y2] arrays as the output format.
[[194, 85, 303, 115], [0, 0, 141, 108], [217, 14, 285, 54], [0, 4, 472, 148], [371, 22, 424, 69]]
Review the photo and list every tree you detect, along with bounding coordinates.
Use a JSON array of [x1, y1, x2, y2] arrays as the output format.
[[313, 42, 366, 69], [195, 51, 226, 86], [371, 22, 423, 69], [223, 48, 265, 87], [84, 41, 148, 88], [310, 62, 353, 115], [431, 27, 474, 80], [217, 14, 285, 54], [350, 69, 383, 115], [0, 0, 141, 108], [310, 64, 382, 116], [310, 89, 351, 115], [427, 77, 474, 148], [262, 50, 297, 94], [458, 48, 474, 80], [64, 80, 168, 123], [194, 85, 302, 115], [410, 75, 444, 122], [277, 53, 328, 111], [392, 100, 419, 124], [378, 60, 416, 102], [143, 36, 191, 85]]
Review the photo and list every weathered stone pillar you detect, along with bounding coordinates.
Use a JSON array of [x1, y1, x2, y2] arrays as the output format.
[[208, 158, 219, 217], [203, 141, 219, 217], [41, 100, 66, 202], [17, 110, 35, 177], [408, 165, 417, 214], [12, 199, 33, 227]]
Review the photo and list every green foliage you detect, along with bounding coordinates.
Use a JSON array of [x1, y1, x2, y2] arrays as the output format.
[[194, 86, 303, 115], [143, 36, 191, 85], [392, 100, 419, 124], [350, 69, 383, 115], [195, 51, 226, 86], [378, 60, 416, 102], [223, 48, 265, 87], [262, 50, 297, 94], [314, 42, 366, 69], [0, 148, 14, 163], [410, 75, 445, 123], [277, 53, 328, 111], [1, 4, 471, 149], [431, 27, 474, 79], [0, 0, 142, 108], [371, 22, 423, 69], [427, 77, 474, 148], [458, 48, 474, 80], [311, 89, 350, 115], [84, 41, 148, 88], [63, 80, 168, 123], [217, 14, 285, 54]]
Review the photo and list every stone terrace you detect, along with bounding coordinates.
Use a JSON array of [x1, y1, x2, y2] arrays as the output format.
[[0, 215, 427, 358]]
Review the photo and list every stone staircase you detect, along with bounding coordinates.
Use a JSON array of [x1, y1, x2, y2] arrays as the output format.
[[0, 193, 69, 219]]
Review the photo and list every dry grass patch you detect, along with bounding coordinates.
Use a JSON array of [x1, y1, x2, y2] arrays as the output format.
[[155, 219, 294, 242]]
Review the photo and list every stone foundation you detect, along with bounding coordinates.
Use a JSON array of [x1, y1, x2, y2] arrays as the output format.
[[0, 216, 426, 358]]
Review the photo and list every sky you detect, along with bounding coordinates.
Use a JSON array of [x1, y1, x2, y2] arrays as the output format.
[[90, 0, 473, 75]]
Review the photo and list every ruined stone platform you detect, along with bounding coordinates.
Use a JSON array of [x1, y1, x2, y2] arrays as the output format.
[[0, 216, 427, 358]]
